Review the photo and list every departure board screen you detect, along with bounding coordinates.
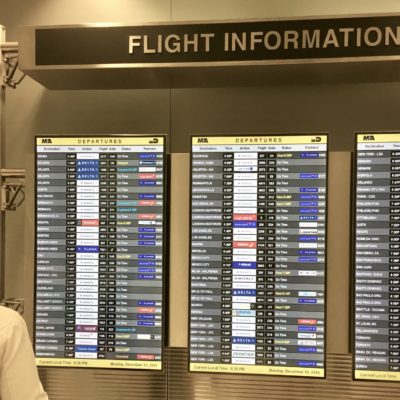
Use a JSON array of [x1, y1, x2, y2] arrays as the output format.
[[354, 133, 400, 381], [189, 134, 327, 377], [35, 136, 165, 370]]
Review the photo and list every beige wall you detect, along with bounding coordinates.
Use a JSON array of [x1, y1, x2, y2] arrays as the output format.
[[2, 2, 400, 399], [0, 0, 399, 335]]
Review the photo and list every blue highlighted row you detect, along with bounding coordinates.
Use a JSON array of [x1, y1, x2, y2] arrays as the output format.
[[299, 216, 318, 220], [77, 174, 99, 180], [139, 254, 155, 259], [138, 314, 155, 320], [138, 321, 155, 326], [138, 268, 156, 273], [77, 160, 99, 166], [77, 167, 98, 173], [300, 152, 320, 158], [299, 298, 317, 304], [298, 347, 317, 353], [138, 301, 155, 306], [298, 361, 318, 367], [232, 262, 256, 269], [139, 228, 156, 233], [139, 241, 155, 246], [139, 180, 156, 186], [300, 194, 318, 200], [300, 208, 318, 214], [299, 257, 318, 262], [138, 261, 156, 266], [300, 202, 318, 206], [139, 154, 157, 159], [299, 236, 317, 241], [232, 337, 256, 344], [76, 246, 98, 253], [139, 161, 155, 166], [138, 274, 155, 280], [139, 194, 156, 199], [232, 289, 256, 296], [233, 221, 257, 228], [300, 187, 318, 193], [299, 250, 317, 255], [298, 326, 317, 332], [300, 173, 319, 179], [139, 234, 156, 239], [75, 345, 97, 352]]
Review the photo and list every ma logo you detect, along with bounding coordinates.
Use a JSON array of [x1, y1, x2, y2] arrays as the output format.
[[311, 137, 321, 143], [363, 135, 375, 141], [41, 138, 52, 144], [149, 138, 159, 144], [197, 138, 208, 144]]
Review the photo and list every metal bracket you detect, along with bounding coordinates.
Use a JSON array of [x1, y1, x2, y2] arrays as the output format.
[[0, 169, 25, 211], [1, 39, 22, 89], [0, 297, 24, 314]]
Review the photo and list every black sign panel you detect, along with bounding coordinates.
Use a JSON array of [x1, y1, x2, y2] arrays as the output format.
[[35, 136, 166, 370], [354, 133, 400, 382], [189, 135, 328, 377], [36, 16, 400, 66]]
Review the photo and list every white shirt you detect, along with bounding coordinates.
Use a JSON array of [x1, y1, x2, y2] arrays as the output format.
[[0, 307, 48, 400]]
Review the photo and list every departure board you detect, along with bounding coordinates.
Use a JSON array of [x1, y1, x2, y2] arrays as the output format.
[[189, 134, 327, 377], [354, 133, 400, 381], [35, 136, 165, 370]]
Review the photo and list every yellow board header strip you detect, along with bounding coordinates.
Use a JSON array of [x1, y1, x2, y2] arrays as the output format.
[[192, 135, 327, 146], [357, 133, 400, 143], [355, 370, 400, 381], [36, 137, 164, 146], [36, 358, 162, 370], [190, 363, 324, 377]]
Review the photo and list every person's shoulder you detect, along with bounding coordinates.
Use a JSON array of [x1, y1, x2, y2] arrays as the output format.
[[0, 306, 24, 332]]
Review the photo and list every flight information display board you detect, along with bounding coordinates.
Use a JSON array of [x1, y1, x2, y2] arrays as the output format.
[[35, 136, 165, 370], [189, 134, 327, 377], [354, 133, 400, 381]]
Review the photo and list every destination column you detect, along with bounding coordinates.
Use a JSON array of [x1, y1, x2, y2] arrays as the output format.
[[36, 146, 69, 360], [190, 145, 224, 366]]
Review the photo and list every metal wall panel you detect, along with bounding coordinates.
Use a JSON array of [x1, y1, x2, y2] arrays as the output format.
[[38, 361, 167, 400], [37, 348, 400, 400], [28, 153, 400, 398], [168, 348, 400, 400]]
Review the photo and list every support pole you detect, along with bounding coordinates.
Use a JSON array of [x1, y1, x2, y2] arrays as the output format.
[[0, 26, 6, 300]]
